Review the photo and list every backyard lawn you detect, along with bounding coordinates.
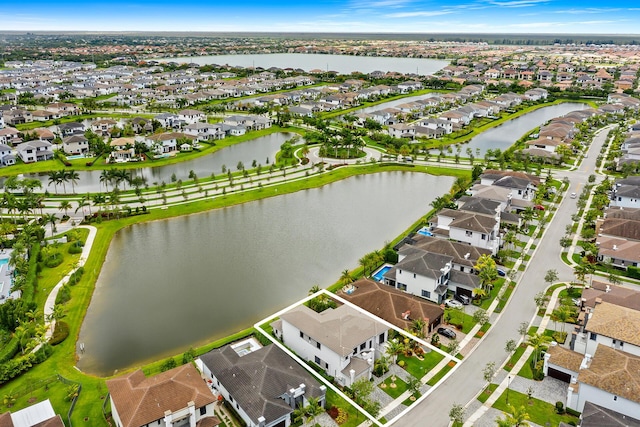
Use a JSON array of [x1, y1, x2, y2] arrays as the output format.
[[493, 389, 579, 427]]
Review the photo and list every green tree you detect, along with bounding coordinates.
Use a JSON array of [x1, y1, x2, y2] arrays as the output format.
[[449, 403, 465, 424], [475, 254, 498, 292]]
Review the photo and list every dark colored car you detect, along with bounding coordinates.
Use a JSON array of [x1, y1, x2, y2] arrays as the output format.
[[437, 327, 457, 340]]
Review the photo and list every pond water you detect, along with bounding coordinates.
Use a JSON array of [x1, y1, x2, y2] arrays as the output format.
[[77, 171, 454, 375]]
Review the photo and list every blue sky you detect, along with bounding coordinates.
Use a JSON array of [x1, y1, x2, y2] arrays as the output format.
[[2, 0, 640, 33]]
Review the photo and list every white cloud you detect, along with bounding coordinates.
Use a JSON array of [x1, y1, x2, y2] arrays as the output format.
[[486, 0, 549, 8], [386, 10, 454, 18]]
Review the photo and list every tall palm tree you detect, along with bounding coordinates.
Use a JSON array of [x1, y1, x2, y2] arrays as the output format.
[[99, 170, 111, 192], [43, 213, 57, 235], [59, 200, 72, 217], [526, 333, 551, 366], [385, 339, 405, 364], [340, 269, 353, 286], [67, 170, 80, 194]]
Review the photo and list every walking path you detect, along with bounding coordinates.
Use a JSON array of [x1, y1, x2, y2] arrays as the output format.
[[42, 225, 97, 342]]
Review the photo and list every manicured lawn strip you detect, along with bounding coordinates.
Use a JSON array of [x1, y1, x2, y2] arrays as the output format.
[[475, 322, 491, 338], [477, 383, 499, 403], [517, 351, 535, 379], [504, 344, 527, 372], [397, 350, 444, 379], [401, 392, 421, 406], [493, 389, 579, 427], [478, 278, 505, 310], [495, 281, 516, 313], [426, 362, 455, 386], [379, 376, 409, 399]]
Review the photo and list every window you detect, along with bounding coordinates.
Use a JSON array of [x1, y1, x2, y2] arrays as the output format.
[[590, 332, 597, 341], [316, 342, 321, 350], [315, 356, 321, 365], [422, 290, 431, 298], [481, 234, 486, 240], [398, 283, 407, 291], [200, 406, 207, 416], [379, 333, 385, 344], [300, 331, 304, 338], [614, 396, 618, 401], [466, 231, 473, 237], [360, 343, 366, 351], [413, 273, 416, 278]]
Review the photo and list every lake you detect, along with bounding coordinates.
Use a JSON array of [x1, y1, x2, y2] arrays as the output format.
[[77, 171, 454, 375], [153, 53, 449, 76]]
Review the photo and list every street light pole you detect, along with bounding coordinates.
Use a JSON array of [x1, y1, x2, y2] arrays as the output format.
[[506, 375, 512, 405]]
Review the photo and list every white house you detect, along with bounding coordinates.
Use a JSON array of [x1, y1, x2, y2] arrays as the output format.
[[383, 246, 453, 304], [275, 304, 388, 387], [177, 109, 206, 125], [184, 122, 225, 141], [106, 364, 218, 427], [0, 144, 16, 166], [611, 180, 640, 209], [144, 132, 195, 154], [62, 134, 89, 155], [197, 341, 326, 427], [0, 398, 64, 427], [429, 208, 501, 255], [15, 139, 54, 163], [387, 123, 415, 139]]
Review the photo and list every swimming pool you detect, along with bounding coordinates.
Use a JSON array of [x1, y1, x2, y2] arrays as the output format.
[[417, 226, 433, 237], [372, 265, 392, 282], [66, 154, 86, 160]]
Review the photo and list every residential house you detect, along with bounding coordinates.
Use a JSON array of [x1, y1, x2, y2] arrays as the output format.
[[387, 124, 415, 139], [0, 144, 15, 166], [382, 246, 453, 304], [184, 123, 225, 141], [341, 278, 444, 333], [62, 134, 89, 155], [46, 102, 79, 116], [0, 399, 64, 427], [31, 110, 59, 122], [579, 401, 640, 427], [91, 119, 118, 135], [3, 109, 33, 125], [145, 132, 195, 154], [197, 341, 326, 427], [596, 206, 640, 243], [15, 139, 54, 163], [429, 208, 501, 255], [177, 109, 206, 125], [0, 127, 20, 146], [154, 113, 182, 129], [56, 122, 85, 137], [610, 178, 640, 208], [479, 170, 540, 201], [274, 304, 388, 387], [595, 235, 640, 269], [106, 364, 218, 427], [109, 137, 136, 162]]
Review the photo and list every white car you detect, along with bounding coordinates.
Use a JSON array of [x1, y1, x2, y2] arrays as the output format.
[[444, 299, 463, 309], [570, 192, 577, 199]]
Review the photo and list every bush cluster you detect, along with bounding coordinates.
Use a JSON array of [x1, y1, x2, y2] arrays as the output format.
[[50, 321, 69, 346], [44, 253, 64, 268], [67, 267, 85, 286], [55, 285, 71, 305]]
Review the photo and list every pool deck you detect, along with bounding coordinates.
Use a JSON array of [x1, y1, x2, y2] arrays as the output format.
[[0, 250, 15, 303]]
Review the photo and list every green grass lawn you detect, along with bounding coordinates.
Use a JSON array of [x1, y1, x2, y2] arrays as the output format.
[[504, 344, 527, 372], [493, 389, 579, 427], [325, 389, 367, 427], [478, 383, 499, 403], [397, 350, 443, 379], [426, 361, 456, 386], [444, 308, 475, 334], [379, 376, 408, 399], [1, 376, 75, 418]]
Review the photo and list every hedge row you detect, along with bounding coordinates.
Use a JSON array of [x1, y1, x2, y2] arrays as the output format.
[[50, 321, 69, 346], [67, 267, 85, 286]]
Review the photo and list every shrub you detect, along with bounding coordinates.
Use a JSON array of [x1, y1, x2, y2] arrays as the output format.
[[398, 360, 405, 368], [33, 344, 53, 363], [160, 357, 177, 372], [68, 242, 83, 254], [0, 338, 20, 364], [55, 285, 71, 305], [50, 321, 69, 346], [566, 407, 581, 417], [44, 253, 64, 268], [556, 401, 565, 414], [628, 266, 640, 280], [67, 267, 85, 286], [327, 406, 339, 419]]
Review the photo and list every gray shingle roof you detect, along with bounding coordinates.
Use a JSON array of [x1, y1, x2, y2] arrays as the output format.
[[199, 345, 323, 425]]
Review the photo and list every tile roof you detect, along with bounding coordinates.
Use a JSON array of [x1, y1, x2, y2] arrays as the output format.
[[582, 281, 640, 312], [199, 344, 324, 426], [106, 364, 215, 427], [392, 246, 453, 280], [580, 401, 640, 427], [586, 301, 640, 346], [280, 304, 387, 357], [547, 344, 583, 373], [579, 344, 640, 404], [407, 235, 491, 267], [339, 278, 444, 330]]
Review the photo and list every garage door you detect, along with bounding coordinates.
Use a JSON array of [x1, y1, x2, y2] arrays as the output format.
[[457, 288, 472, 298], [548, 367, 571, 383]]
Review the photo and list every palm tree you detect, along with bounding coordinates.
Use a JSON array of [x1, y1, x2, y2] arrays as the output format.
[[385, 339, 405, 364], [99, 170, 111, 192], [412, 318, 427, 338], [308, 284, 321, 295], [43, 213, 57, 235], [76, 194, 92, 217], [47, 170, 63, 194], [526, 333, 551, 366], [340, 269, 353, 286], [59, 200, 72, 217], [66, 170, 80, 193]]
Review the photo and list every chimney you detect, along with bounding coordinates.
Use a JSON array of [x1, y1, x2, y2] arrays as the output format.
[[464, 253, 470, 260], [605, 285, 611, 293], [613, 245, 617, 251], [349, 369, 356, 384], [595, 297, 602, 304]]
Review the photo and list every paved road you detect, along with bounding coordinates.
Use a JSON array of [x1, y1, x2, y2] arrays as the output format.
[[399, 126, 613, 426]]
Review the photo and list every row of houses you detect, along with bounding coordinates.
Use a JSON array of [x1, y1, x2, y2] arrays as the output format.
[[544, 281, 640, 425]]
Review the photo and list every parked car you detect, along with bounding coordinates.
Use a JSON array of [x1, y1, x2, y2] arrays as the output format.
[[455, 294, 471, 305], [497, 268, 506, 277], [570, 192, 577, 199], [437, 327, 457, 340], [403, 156, 413, 163], [534, 204, 545, 211], [444, 299, 463, 309]]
